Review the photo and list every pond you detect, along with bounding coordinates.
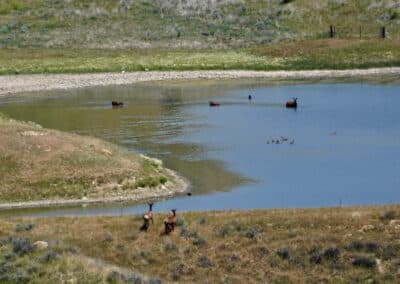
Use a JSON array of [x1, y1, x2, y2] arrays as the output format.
[[1, 79, 399, 217]]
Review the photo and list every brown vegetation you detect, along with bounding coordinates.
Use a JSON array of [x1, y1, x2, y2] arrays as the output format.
[[1, 205, 399, 283]]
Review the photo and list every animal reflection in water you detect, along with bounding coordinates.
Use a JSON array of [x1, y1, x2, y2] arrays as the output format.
[[111, 101, 124, 107], [285, 97, 298, 108]]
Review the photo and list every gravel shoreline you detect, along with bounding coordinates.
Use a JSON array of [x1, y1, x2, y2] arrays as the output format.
[[1, 68, 400, 96]]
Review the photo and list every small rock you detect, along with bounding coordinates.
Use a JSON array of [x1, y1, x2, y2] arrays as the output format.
[[101, 148, 112, 155], [376, 258, 385, 273], [351, 211, 362, 218], [389, 219, 400, 227], [34, 241, 48, 249], [358, 225, 375, 233]]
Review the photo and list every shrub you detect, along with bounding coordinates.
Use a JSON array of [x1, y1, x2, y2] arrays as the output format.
[[365, 242, 380, 253], [15, 224, 23, 232], [164, 242, 178, 253], [277, 247, 291, 260], [148, 278, 164, 284], [106, 270, 125, 283], [25, 223, 35, 231], [12, 238, 35, 255], [126, 273, 143, 284], [348, 241, 364, 251], [176, 216, 185, 227], [309, 249, 323, 264], [241, 226, 261, 240], [192, 236, 206, 247], [41, 250, 59, 262], [12, 272, 30, 282], [4, 253, 16, 261], [323, 247, 340, 262], [352, 255, 377, 269], [198, 217, 207, 225], [103, 232, 113, 242], [381, 210, 397, 221], [159, 176, 167, 184], [197, 255, 213, 267], [253, 246, 270, 258], [217, 224, 231, 238], [173, 263, 195, 278], [381, 244, 399, 260]]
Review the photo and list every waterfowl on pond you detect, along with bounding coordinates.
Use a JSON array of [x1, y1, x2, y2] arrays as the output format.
[[285, 97, 297, 108], [209, 101, 220, 107], [112, 101, 124, 107]]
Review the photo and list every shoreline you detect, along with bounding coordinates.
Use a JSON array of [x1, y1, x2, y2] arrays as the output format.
[[1, 68, 400, 96], [0, 168, 190, 210]]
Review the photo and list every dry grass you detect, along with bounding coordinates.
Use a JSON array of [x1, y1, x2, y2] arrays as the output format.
[[0, 114, 182, 203], [1, 205, 399, 283], [254, 38, 361, 57]]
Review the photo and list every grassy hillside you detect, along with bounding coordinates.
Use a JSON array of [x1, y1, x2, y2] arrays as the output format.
[[0, 112, 182, 203], [0, 0, 399, 49], [0, 205, 399, 283]]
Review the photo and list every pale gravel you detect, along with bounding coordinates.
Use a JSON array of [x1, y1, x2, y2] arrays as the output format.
[[1, 68, 400, 96]]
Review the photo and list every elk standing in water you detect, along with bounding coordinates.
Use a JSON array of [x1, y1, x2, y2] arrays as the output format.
[[285, 97, 298, 109], [209, 101, 220, 107], [112, 101, 124, 107]]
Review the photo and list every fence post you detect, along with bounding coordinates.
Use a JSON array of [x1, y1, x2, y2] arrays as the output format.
[[359, 26, 362, 38], [380, 26, 386, 39], [329, 25, 336, 38]]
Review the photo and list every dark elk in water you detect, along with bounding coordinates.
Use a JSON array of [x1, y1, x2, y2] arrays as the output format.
[[209, 101, 220, 107], [112, 101, 124, 107], [285, 97, 298, 108]]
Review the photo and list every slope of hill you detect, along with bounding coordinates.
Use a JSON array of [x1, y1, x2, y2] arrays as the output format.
[[0, 0, 399, 49]]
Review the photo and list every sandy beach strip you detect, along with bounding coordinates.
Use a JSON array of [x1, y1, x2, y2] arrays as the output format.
[[1, 68, 400, 96]]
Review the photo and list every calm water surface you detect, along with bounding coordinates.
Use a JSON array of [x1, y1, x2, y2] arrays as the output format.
[[1, 80, 399, 217]]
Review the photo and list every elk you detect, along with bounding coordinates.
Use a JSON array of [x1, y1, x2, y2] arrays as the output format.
[[285, 97, 297, 108], [209, 101, 220, 107], [164, 209, 177, 235], [140, 203, 154, 231], [112, 101, 124, 107]]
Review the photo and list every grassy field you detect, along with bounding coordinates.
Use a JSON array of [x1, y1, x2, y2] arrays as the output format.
[[1, 38, 400, 75], [0, 205, 399, 283], [0, 112, 181, 203], [0, 0, 399, 49], [0, 0, 399, 74]]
